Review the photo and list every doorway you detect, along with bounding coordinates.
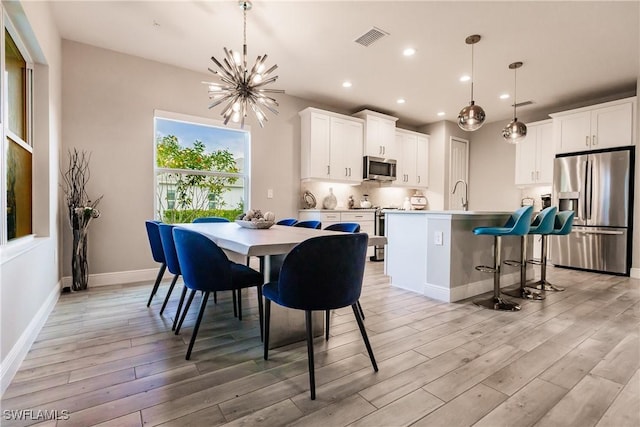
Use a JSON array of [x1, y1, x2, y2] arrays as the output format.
[[449, 137, 469, 210]]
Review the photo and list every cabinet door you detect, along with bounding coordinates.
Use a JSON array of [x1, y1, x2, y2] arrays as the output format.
[[364, 115, 396, 158], [515, 127, 537, 185], [416, 135, 429, 187], [591, 102, 634, 149], [330, 117, 363, 182], [379, 118, 397, 159], [555, 111, 591, 154], [402, 133, 418, 186], [536, 122, 554, 184], [308, 113, 331, 179]]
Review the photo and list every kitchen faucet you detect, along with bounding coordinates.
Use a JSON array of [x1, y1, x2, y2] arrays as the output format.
[[452, 179, 468, 211]]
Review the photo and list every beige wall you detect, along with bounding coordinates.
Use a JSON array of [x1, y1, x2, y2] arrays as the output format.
[[60, 41, 341, 277]]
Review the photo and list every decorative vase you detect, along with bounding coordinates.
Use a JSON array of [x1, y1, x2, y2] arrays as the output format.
[[71, 228, 89, 291], [322, 188, 337, 210]]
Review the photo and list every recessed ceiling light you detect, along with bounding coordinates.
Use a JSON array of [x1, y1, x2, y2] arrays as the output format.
[[403, 47, 416, 57], [459, 75, 471, 82], [397, 98, 406, 104], [437, 111, 445, 117], [500, 93, 510, 99], [342, 81, 352, 88]]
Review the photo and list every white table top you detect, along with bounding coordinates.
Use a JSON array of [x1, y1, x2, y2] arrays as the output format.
[[177, 222, 386, 257]]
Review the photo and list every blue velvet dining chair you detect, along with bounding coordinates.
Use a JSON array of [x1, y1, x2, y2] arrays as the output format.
[[276, 218, 298, 226], [324, 222, 361, 233], [145, 220, 167, 307], [323, 222, 365, 329], [192, 216, 230, 223], [294, 220, 321, 229], [262, 233, 378, 400], [172, 228, 264, 359], [158, 224, 187, 330]]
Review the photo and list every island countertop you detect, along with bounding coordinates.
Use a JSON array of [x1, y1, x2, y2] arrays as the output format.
[[384, 209, 530, 302]]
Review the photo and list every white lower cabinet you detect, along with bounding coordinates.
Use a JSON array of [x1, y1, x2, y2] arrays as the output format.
[[298, 210, 376, 257]]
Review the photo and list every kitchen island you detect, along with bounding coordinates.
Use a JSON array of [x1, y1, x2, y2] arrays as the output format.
[[384, 210, 532, 303]]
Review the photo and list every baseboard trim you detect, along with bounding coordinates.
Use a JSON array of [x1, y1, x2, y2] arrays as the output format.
[[425, 272, 521, 303], [1, 282, 60, 396], [631, 267, 640, 279], [61, 268, 160, 288]]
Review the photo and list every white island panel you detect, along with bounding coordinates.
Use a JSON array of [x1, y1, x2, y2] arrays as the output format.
[[385, 210, 532, 302]]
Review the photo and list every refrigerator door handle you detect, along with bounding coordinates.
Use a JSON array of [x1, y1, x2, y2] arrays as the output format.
[[573, 229, 625, 235], [585, 158, 593, 221]]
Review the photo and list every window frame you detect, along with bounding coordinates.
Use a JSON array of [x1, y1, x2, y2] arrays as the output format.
[[153, 110, 251, 222], [1, 11, 34, 245]]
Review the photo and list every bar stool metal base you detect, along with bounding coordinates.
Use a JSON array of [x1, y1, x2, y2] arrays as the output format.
[[502, 286, 545, 300], [474, 296, 521, 311], [530, 280, 565, 292]]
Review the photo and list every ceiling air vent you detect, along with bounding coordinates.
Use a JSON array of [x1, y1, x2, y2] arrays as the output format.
[[355, 27, 389, 47], [514, 100, 534, 108]]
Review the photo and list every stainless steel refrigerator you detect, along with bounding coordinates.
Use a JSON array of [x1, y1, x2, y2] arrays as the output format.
[[551, 146, 634, 275]]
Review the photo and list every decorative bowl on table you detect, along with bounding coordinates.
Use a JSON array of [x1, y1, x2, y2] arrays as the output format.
[[235, 219, 275, 229]]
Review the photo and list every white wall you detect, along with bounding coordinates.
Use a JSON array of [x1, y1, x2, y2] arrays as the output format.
[[0, 1, 62, 394]]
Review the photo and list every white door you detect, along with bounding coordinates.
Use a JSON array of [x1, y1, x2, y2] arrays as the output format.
[[449, 137, 469, 210]]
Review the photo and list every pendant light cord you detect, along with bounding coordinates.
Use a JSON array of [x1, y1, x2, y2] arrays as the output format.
[[470, 43, 474, 102], [242, 2, 248, 81], [513, 66, 517, 119]]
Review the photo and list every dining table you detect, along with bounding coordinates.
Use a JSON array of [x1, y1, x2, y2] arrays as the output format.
[[176, 221, 387, 347]]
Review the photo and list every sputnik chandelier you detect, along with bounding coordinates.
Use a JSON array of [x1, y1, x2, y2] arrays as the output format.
[[204, 1, 283, 128]]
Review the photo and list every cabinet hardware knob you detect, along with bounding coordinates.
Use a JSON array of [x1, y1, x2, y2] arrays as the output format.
[[592, 135, 596, 145], [327, 165, 330, 175], [585, 136, 589, 146]]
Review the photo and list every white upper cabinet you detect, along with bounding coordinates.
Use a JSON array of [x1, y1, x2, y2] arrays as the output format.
[[551, 97, 636, 154], [300, 107, 364, 183], [353, 110, 398, 158], [395, 129, 429, 188], [515, 120, 554, 186]]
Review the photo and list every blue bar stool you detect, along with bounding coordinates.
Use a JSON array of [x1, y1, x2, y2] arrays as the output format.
[[531, 210, 575, 292], [473, 206, 533, 311], [503, 206, 557, 301]]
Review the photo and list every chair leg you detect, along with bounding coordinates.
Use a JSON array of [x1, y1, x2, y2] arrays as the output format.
[[232, 290, 238, 318], [172, 286, 188, 331], [325, 310, 330, 341], [186, 291, 210, 360], [160, 274, 179, 315], [257, 286, 264, 342], [503, 236, 543, 301], [147, 263, 166, 307], [263, 299, 271, 360], [175, 289, 196, 335], [357, 301, 365, 320], [305, 310, 316, 400], [237, 289, 243, 320], [352, 304, 378, 372]]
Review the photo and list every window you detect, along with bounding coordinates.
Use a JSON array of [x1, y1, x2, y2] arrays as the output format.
[[3, 18, 34, 242], [154, 112, 249, 223]]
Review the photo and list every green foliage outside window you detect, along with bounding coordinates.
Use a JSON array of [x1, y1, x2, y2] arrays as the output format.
[[156, 134, 243, 223]]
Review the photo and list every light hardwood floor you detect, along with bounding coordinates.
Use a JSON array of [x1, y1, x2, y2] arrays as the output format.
[[2, 261, 639, 427]]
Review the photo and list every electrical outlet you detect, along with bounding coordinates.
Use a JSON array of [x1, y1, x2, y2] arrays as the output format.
[[267, 189, 274, 199], [434, 231, 443, 246]]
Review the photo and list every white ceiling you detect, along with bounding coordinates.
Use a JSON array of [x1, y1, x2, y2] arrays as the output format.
[[50, 1, 639, 127]]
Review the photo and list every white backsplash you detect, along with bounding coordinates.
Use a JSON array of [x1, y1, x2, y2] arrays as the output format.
[[520, 185, 552, 211], [300, 181, 417, 209]]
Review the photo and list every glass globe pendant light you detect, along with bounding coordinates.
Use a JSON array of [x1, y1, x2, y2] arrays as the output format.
[[458, 34, 486, 131], [502, 61, 527, 143]]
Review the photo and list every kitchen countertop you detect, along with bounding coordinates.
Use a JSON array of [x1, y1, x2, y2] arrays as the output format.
[[299, 208, 378, 212]]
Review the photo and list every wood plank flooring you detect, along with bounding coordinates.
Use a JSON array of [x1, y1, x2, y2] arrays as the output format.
[[2, 262, 639, 426]]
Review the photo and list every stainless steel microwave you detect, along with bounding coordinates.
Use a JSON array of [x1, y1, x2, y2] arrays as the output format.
[[363, 156, 397, 181]]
